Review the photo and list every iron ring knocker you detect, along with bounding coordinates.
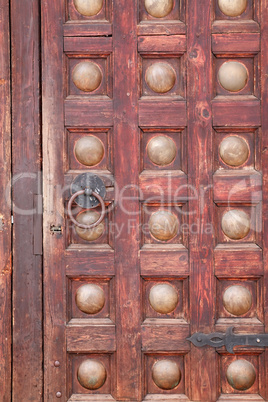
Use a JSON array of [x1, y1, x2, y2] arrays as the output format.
[[68, 188, 106, 230], [68, 173, 106, 229]]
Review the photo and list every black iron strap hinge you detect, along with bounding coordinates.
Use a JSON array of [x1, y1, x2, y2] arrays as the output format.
[[187, 326, 268, 354]]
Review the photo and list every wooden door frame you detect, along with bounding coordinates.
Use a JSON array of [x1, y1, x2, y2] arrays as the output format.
[[0, 0, 11, 400]]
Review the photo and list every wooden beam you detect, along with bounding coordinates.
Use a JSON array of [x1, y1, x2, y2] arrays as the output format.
[[0, 0, 11, 399], [11, 0, 43, 399]]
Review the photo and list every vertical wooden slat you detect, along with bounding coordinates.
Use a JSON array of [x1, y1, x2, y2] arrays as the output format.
[[42, 0, 67, 400], [11, 0, 43, 399], [187, 0, 217, 400], [261, 0, 268, 398], [113, 2, 142, 400], [0, 0, 11, 400]]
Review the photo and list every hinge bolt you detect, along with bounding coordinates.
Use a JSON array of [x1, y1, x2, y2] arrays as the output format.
[[256, 338, 261, 343]]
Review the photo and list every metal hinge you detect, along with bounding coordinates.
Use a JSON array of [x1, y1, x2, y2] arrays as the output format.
[[187, 326, 268, 354]]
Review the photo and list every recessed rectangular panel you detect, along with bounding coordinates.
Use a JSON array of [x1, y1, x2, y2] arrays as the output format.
[[212, 33, 260, 54], [214, 244, 263, 277], [138, 35, 187, 54], [64, 37, 113, 54], [142, 279, 187, 320], [140, 245, 189, 276], [65, 248, 115, 276], [65, 99, 113, 127], [213, 171, 262, 203], [68, 130, 111, 171], [67, 320, 116, 352], [142, 320, 190, 352], [69, 353, 112, 395], [64, 21, 112, 37], [139, 100, 187, 127], [139, 171, 188, 202], [214, 0, 254, 21], [67, 0, 111, 22], [212, 99, 261, 127], [145, 354, 185, 395]]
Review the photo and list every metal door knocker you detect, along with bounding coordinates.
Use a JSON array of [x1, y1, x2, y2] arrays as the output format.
[[68, 173, 106, 229]]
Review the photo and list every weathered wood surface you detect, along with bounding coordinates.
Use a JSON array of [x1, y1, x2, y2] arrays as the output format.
[[113, 0, 142, 398], [42, 0, 67, 399], [42, 0, 268, 399], [261, 0, 268, 399], [11, 0, 43, 399], [187, 0, 217, 398], [0, 0, 11, 400]]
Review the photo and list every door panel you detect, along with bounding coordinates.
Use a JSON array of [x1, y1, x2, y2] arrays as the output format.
[[42, 0, 268, 400]]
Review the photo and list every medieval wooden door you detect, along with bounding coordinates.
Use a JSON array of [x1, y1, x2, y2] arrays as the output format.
[[42, 0, 268, 400]]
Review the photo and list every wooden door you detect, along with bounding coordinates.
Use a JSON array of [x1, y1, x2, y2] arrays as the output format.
[[42, 0, 268, 400]]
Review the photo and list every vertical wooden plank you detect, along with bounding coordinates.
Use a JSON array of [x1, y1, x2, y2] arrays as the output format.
[[41, 0, 66, 399], [187, 0, 217, 400], [113, 2, 142, 400], [11, 0, 43, 399], [0, 0, 11, 400], [261, 0, 268, 398]]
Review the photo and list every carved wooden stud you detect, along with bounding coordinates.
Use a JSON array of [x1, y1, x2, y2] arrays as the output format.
[[74, 0, 103, 16], [147, 135, 177, 166], [74, 136, 104, 166], [152, 360, 181, 390], [145, 62, 176, 93], [226, 359, 256, 391], [149, 283, 178, 314], [218, 61, 248, 92], [218, 0, 247, 17], [219, 136, 249, 167], [77, 359, 107, 390], [144, 0, 174, 18], [221, 209, 250, 240], [149, 210, 179, 241], [75, 284, 105, 314], [223, 285, 252, 316], [75, 211, 105, 241], [72, 61, 102, 92]]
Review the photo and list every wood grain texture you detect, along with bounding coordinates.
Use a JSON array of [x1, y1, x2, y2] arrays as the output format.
[[64, 22, 112, 37], [212, 98, 261, 127], [213, 170, 262, 203], [139, 170, 188, 202], [64, 36, 113, 53], [68, 395, 116, 401], [65, 99, 113, 127], [65, 249, 115, 276], [187, 0, 217, 398], [215, 244, 263, 277], [212, 33, 260, 54], [138, 35, 186, 53], [212, 20, 260, 34], [67, 320, 116, 352], [140, 245, 189, 276], [113, 1, 142, 398], [261, 0, 268, 399], [42, 0, 67, 399], [141, 320, 190, 352], [11, 0, 43, 399], [139, 100, 187, 127], [138, 21, 186, 36], [0, 0, 11, 400]]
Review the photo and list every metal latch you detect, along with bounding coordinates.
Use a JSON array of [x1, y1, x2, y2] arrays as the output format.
[[187, 326, 268, 354], [50, 225, 62, 235]]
